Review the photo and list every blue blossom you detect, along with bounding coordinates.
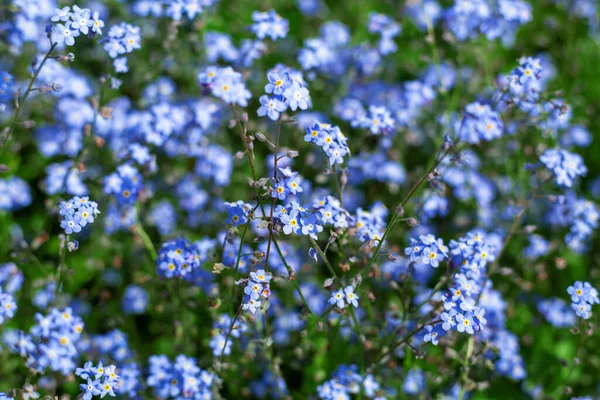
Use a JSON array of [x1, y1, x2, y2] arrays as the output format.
[[328, 289, 345, 308], [344, 286, 359, 308], [540, 149, 587, 187], [251, 9, 289, 40], [257, 95, 287, 121]]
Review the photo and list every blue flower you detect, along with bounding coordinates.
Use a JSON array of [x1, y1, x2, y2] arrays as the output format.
[[455, 313, 475, 334], [280, 209, 301, 234], [52, 21, 80, 46], [80, 378, 102, 400], [328, 289, 345, 308], [265, 71, 291, 95], [257, 95, 287, 121], [344, 286, 359, 308]]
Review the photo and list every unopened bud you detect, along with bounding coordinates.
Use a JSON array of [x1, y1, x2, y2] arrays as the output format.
[[94, 136, 105, 147], [22, 120, 36, 129], [255, 131, 267, 142], [84, 124, 92, 136], [242, 112, 248, 122], [228, 119, 237, 129], [39, 86, 53, 93], [396, 206, 404, 217], [235, 151, 245, 160], [287, 150, 299, 158], [340, 169, 348, 187], [101, 106, 113, 119], [386, 254, 397, 262], [407, 218, 420, 227]]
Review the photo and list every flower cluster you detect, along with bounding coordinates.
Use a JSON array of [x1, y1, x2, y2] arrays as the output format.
[[103, 23, 142, 59], [104, 164, 143, 207], [3, 0, 600, 398], [75, 361, 120, 400], [405, 234, 449, 268], [355, 105, 395, 135], [133, 0, 218, 20], [250, 9, 289, 40], [0, 177, 32, 211], [8, 308, 85, 375], [59, 196, 101, 235], [501, 56, 544, 110], [368, 12, 401, 55], [198, 66, 251, 106], [209, 314, 248, 356], [354, 203, 386, 243], [538, 298, 576, 327], [546, 193, 599, 253], [347, 152, 405, 185], [444, 0, 532, 44], [147, 355, 217, 399], [258, 66, 312, 121], [540, 149, 587, 187], [458, 102, 504, 144], [50, 5, 105, 46], [156, 237, 202, 279], [567, 281, 599, 319], [122, 285, 149, 315], [328, 285, 359, 309], [271, 167, 304, 201], [0, 70, 15, 111], [317, 365, 382, 399], [304, 121, 350, 165], [276, 201, 324, 239], [225, 200, 252, 227], [437, 273, 487, 337], [240, 269, 272, 314]]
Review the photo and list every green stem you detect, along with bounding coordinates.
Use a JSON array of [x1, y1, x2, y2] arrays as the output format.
[[360, 148, 450, 279], [331, 164, 344, 207], [134, 223, 157, 261], [309, 237, 339, 280], [54, 234, 68, 298], [1, 43, 58, 159], [458, 336, 474, 400]]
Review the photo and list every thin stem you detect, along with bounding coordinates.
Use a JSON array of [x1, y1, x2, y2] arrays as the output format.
[[60, 78, 109, 190], [560, 318, 585, 398], [373, 318, 442, 367], [331, 164, 344, 207], [309, 237, 339, 280], [1, 43, 58, 159], [134, 223, 158, 261], [263, 117, 282, 273], [271, 237, 314, 315], [218, 305, 243, 369], [360, 148, 450, 279], [54, 234, 68, 298], [457, 336, 475, 400], [230, 221, 250, 311], [230, 104, 257, 179]]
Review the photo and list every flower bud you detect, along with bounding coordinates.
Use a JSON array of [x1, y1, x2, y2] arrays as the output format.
[[407, 218, 420, 227]]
